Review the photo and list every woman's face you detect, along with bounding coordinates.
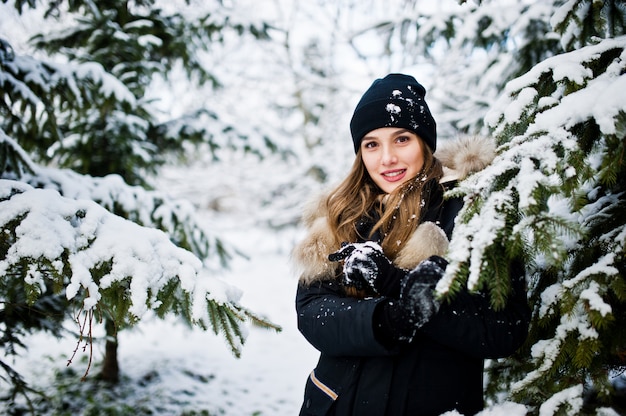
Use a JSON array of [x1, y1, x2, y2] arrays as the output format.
[[360, 127, 425, 194]]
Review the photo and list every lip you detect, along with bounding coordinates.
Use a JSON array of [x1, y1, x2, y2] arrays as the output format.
[[380, 169, 407, 183]]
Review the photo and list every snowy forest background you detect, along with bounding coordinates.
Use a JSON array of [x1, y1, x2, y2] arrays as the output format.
[[1, 0, 625, 415]]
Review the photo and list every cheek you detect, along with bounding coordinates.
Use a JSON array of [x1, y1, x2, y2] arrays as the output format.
[[408, 148, 425, 171], [413, 157, 425, 172], [361, 155, 377, 175]]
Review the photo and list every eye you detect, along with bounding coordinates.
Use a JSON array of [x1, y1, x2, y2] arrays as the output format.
[[396, 135, 411, 143], [362, 140, 378, 149]]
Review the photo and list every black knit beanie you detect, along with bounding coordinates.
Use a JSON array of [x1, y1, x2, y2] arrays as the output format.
[[349, 73, 437, 153]]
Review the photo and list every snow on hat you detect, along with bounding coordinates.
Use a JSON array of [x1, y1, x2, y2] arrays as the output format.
[[349, 73, 437, 153]]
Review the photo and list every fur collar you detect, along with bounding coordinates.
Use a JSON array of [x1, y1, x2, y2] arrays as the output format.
[[292, 135, 496, 285]]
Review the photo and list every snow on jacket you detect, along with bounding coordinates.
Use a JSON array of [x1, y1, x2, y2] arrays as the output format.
[[293, 136, 531, 416]]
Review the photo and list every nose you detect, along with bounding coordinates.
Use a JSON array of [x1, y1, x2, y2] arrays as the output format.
[[381, 144, 397, 166]]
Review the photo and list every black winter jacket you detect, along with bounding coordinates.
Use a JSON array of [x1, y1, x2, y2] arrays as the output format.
[[292, 136, 531, 416]]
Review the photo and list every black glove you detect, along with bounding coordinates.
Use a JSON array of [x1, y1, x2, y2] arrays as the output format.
[[329, 241, 404, 296], [375, 256, 448, 343]]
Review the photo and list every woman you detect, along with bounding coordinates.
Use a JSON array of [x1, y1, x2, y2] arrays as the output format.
[[292, 74, 530, 416]]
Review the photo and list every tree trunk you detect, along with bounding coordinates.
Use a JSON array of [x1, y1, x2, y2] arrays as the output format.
[[99, 318, 120, 383]]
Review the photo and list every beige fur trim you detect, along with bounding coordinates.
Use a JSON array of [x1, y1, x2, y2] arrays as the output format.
[[291, 215, 338, 285], [435, 135, 496, 182], [393, 222, 449, 270], [292, 194, 339, 284]]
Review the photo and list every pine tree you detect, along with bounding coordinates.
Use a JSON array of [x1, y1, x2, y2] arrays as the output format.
[[0, 0, 278, 406], [438, 1, 626, 414]]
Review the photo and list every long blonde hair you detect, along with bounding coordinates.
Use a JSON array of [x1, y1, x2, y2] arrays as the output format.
[[325, 139, 443, 260]]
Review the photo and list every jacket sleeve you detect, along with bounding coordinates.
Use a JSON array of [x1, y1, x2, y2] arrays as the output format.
[[420, 259, 531, 359], [296, 279, 394, 357]]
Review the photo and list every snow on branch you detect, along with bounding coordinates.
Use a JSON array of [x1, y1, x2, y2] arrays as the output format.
[[3, 52, 135, 107], [0, 131, 37, 177], [488, 36, 626, 137], [538, 384, 584, 416], [0, 179, 238, 315]]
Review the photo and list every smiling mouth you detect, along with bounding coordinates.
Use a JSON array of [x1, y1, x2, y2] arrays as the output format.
[[381, 169, 406, 181]]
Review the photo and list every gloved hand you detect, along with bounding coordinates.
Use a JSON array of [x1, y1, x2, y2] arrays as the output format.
[[378, 256, 448, 342], [328, 241, 398, 296]]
